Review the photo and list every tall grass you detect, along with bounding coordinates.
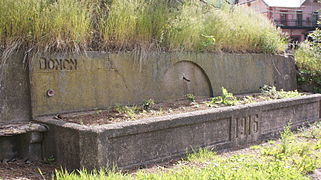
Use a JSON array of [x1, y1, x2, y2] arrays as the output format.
[[164, 2, 286, 53], [0, 0, 92, 53], [0, 0, 286, 54], [98, 0, 170, 50]]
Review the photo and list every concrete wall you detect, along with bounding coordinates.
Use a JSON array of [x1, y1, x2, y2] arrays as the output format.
[[36, 94, 321, 170], [0, 52, 31, 123], [0, 52, 297, 123], [29, 52, 297, 118]]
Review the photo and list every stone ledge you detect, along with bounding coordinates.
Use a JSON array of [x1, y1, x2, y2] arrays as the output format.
[[0, 122, 48, 136]]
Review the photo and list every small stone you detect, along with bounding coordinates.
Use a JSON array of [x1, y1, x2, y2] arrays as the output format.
[[24, 159, 32, 164], [2, 158, 9, 163]]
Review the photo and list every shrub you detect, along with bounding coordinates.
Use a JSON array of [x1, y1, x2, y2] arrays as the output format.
[[295, 29, 321, 93]]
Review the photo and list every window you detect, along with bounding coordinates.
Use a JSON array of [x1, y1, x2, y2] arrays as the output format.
[[280, 11, 288, 26], [312, 11, 319, 26], [296, 11, 303, 26]]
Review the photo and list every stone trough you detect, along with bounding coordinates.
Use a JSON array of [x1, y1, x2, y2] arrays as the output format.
[[36, 94, 321, 170]]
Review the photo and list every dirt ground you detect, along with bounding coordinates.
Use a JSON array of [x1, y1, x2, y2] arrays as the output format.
[[0, 160, 58, 180]]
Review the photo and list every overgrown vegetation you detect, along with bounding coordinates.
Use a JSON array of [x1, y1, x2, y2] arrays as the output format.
[[53, 121, 321, 179], [0, 0, 285, 56], [0, 0, 92, 53], [260, 85, 302, 99], [205, 85, 301, 107], [295, 27, 321, 93], [289, 1, 320, 93]]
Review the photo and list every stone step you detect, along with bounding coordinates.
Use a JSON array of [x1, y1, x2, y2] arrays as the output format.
[[0, 122, 48, 162]]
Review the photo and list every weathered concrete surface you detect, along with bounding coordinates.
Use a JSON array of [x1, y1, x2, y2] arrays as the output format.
[[0, 52, 32, 123], [0, 52, 297, 122], [0, 123, 47, 161], [271, 55, 297, 91], [30, 52, 297, 117], [36, 94, 321, 170]]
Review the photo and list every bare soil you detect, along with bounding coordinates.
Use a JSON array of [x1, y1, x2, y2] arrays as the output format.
[[0, 160, 58, 180], [59, 93, 272, 126]]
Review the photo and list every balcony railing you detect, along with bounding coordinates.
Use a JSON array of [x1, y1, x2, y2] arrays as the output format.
[[274, 19, 320, 28]]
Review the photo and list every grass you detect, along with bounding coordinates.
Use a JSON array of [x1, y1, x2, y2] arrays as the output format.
[[98, 0, 170, 50], [0, 0, 286, 55], [165, 2, 285, 53], [53, 121, 321, 179], [0, 0, 92, 53]]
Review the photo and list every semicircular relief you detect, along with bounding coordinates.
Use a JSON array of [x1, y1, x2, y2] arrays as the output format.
[[162, 61, 213, 99]]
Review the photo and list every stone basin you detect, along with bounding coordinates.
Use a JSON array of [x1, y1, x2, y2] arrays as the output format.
[[36, 94, 321, 170]]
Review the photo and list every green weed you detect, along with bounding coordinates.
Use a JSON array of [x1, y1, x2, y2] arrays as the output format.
[[299, 122, 321, 139], [79, 119, 84, 125], [280, 122, 294, 154], [260, 85, 302, 99], [244, 96, 255, 103], [186, 148, 217, 162], [113, 105, 140, 118], [185, 94, 196, 103], [47, 155, 56, 164], [142, 99, 155, 110], [207, 87, 238, 106]]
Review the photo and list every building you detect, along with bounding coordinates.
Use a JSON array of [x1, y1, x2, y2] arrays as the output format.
[[237, 0, 321, 42]]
